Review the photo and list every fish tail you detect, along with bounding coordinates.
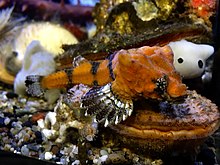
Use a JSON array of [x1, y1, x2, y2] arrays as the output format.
[[25, 75, 45, 97]]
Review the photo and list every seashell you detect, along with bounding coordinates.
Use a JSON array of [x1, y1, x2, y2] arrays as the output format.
[[9, 22, 78, 75], [103, 90, 220, 156], [0, 7, 24, 84], [0, 20, 78, 85]]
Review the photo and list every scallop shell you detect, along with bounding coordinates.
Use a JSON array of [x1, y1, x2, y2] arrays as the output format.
[[103, 90, 220, 156]]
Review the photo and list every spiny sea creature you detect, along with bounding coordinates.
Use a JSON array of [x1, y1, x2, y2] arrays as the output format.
[[25, 45, 187, 126]]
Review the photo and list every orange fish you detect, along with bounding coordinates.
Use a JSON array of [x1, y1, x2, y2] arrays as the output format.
[[26, 45, 187, 126]]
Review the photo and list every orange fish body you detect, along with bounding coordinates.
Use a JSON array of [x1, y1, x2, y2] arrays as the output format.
[[26, 45, 187, 126], [40, 59, 113, 89]]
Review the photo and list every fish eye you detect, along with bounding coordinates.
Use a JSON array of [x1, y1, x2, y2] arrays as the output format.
[[198, 60, 203, 68], [177, 58, 184, 64]]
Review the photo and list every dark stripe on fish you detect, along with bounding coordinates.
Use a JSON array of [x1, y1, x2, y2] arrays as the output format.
[[108, 53, 115, 80], [93, 80, 99, 86], [65, 68, 73, 88], [90, 61, 100, 75]]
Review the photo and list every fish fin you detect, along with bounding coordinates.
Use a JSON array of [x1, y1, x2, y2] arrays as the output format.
[[81, 83, 133, 127], [72, 55, 89, 68], [25, 75, 45, 97]]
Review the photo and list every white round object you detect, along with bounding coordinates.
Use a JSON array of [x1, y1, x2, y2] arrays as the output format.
[[169, 40, 214, 79]]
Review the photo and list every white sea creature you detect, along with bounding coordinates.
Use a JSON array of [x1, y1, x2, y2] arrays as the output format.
[[0, 9, 78, 85], [14, 40, 60, 103], [169, 39, 214, 79], [11, 22, 78, 73], [14, 22, 78, 58]]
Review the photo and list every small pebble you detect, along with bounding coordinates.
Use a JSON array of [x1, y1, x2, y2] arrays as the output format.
[[21, 145, 30, 156], [39, 153, 45, 160], [133, 156, 140, 162], [45, 151, 53, 160], [60, 156, 70, 164], [6, 92, 18, 99], [72, 160, 80, 165], [27, 143, 41, 151], [4, 117, 10, 125], [31, 112, 46, 123], [29, 151, 38, 157], [45, 112, 56, 126], [37, 119, 45, 128], [0, 117, 5, 126], [51, 145, 60, 155], [10, 147, 15, 152], [93, 158, 99, 164], [106, 153, 127, 164], [100, 149, 108, 156], [4, 144, 12, 151], [72, 145, 78, 155], [22, 120, 32, 127], [23, 133, 30, 142], [31, 125, 40, 131], [11, 121, 23, 130], [86, 135, 94, 141], [100, 155, 108, 162]]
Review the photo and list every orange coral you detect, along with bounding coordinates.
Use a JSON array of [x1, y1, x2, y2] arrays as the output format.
[[190, 0, 216, 21]]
